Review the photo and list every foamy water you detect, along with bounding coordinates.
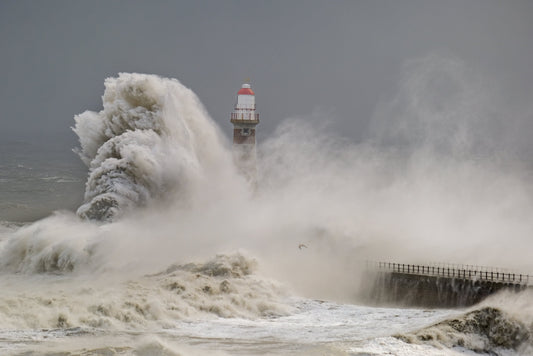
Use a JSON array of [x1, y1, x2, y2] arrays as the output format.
[[1, 66, 533, 355], [1, 252, 531, 355]]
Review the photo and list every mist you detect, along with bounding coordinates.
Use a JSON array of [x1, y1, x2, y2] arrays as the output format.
[[1, 54, 532, 306]]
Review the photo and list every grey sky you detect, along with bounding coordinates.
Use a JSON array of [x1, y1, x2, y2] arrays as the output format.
[[1, 0, 532, 149]]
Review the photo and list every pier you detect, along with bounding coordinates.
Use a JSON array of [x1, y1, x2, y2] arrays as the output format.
[[365, 262, 532, 308]]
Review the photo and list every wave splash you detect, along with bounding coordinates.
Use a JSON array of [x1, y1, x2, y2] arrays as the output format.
[[73, 73, 232, 221], [2, 58, 533, 304], [395, 293, 533, 355], [0, 253, 289, 330]]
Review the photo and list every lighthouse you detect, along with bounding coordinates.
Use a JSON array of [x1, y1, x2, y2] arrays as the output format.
[[230, 81, 259, 182]]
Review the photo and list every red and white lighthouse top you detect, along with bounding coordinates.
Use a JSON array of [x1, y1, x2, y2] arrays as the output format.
[[234, 83, 256, 110], [231, 82, 259, 123], [237, 83, 255, 96]]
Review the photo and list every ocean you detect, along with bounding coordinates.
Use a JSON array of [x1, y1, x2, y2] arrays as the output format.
[[0, 73, 532, 355]]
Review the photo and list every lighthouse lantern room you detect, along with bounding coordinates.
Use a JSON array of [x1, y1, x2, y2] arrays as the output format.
[[231, 83, 259, 144]]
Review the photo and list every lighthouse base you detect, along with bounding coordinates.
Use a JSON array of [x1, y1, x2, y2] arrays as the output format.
[[232, 143, 257, 185]]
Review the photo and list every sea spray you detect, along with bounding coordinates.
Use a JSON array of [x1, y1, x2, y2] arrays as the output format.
[[2, 65, 533, 298], [0, 212, 100, 273], [0, 55, 532, 354], [0, 73, 249, 275], [53, 68, 533, 288], [73, 73, 237, 221]]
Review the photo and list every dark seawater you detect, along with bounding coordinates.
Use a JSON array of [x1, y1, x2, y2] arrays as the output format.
[[0, 140, 86, 222]]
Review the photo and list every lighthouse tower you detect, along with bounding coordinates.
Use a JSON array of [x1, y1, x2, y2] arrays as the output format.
[[231, 81, 259, 181]]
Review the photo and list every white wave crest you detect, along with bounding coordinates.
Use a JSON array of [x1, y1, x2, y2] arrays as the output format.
[[73, 73, 233, 221]]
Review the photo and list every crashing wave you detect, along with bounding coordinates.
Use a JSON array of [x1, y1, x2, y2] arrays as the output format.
[[158, 253, 257, 278], [73, 73, 232, 221], [0, 253, 290, 330], [395, 306, 533, 354], [0, 212, 99, 273]]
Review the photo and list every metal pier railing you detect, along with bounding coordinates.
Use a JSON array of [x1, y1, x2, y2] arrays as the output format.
[[368, 261, 531, 286]]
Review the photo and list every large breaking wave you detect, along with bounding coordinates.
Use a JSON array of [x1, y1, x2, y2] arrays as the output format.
[[0, 73, 252, 277], [73, 73, 236, 221]]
